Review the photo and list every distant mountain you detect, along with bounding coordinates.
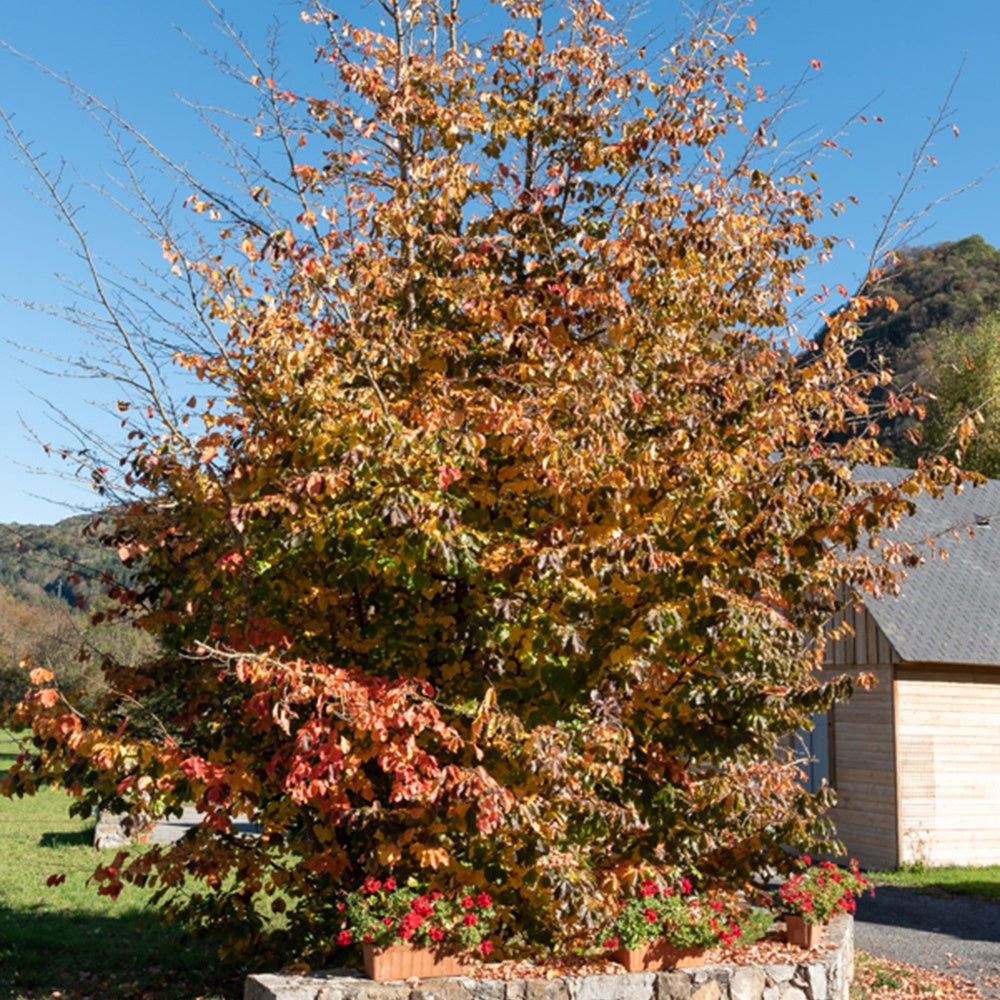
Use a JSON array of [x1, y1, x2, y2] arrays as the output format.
[[0, 513, 122, 610]]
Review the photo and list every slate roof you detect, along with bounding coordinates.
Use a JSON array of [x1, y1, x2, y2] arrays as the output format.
[[856, 466, 1000, 666]]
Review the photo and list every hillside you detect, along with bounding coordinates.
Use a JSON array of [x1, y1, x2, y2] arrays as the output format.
[[828, 235, 1000, 474], [0, 514, 158, 712], [0, 513, 122, 609]]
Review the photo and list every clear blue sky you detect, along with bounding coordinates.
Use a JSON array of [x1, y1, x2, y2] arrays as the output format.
[[1, 0, 998, 524]]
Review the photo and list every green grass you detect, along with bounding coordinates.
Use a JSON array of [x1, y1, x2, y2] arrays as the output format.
[[868, 864, 1000, 902], [0, 731, 244, 1000]]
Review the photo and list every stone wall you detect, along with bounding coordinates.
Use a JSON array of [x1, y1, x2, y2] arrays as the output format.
[[245, 915, 853, 1000]]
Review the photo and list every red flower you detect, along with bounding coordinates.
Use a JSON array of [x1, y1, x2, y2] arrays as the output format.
[[476, 892, 493, 908], [363, 933, 373, 944], [644, 908, 658, 923], [337, 929, 351, 947], [679, 877, 692, 895], [461, 896, 475, 909], [430, 927, 445, 941], [384, 877, 397, 891], [463, 913, 478, 926], [400, 928, 413, 941], [710, 899, 723, 913], [801, 854, 812, 867], [662, 886, 675, 897], [602, 937, 620, 950], [412, 896, 434, 917], [480, 940, 494, 958], [382, 916, 394, 926], [364, 877, 382, 894], [639, 880, 657, 898]]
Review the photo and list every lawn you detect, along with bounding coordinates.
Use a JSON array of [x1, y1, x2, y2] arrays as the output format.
[[869, 865, 1000, 902], [0, 730, 243, 1000], [5, 725, 1000, 1000]]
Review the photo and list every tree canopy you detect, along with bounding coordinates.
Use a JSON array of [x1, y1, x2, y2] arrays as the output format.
[[2, 0, 962, 966]]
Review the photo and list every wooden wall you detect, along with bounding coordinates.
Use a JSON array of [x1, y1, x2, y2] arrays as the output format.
[[896, 665, 1000, 867], [822, 603, 900, 869]]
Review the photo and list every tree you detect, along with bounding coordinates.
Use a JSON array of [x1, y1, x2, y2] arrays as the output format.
[[836, 236, 1000, 473], [3, 0, 962, 966], [916, 315, 1000, 474]]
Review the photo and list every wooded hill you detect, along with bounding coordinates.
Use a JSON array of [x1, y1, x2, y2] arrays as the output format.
[[0, 513, 121, 609], [0, 514, 154, 711], [836, 234, 1000, 475]]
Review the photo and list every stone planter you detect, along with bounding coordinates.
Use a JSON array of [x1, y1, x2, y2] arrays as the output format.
[[248, 914, 856, 1000], [613, 939, 705, 972], [362, 943, 471, 981], [784, 914, 825, 949]]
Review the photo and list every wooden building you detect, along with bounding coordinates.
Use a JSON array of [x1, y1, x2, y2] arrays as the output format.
[[809, 469, 1000, 870]]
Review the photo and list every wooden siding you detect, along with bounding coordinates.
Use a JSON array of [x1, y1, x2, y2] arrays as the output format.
[[896, 665, 1000, 866], [819, 602, 900, 868], [822, 602, 900, 668], [824, 662, 898, 869]]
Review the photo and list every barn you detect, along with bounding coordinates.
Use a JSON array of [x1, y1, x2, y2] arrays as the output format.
[[808, 468, 1000, 870]]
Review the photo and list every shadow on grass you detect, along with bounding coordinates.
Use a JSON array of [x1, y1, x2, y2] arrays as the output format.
[[935, 879, 1000, 902], [855, 885, 1000, 942], [37, 826, 94, 848], [0, 905, 245, 1000]]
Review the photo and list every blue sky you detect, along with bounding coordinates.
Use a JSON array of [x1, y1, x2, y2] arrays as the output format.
[[0, 0, 998, 524]]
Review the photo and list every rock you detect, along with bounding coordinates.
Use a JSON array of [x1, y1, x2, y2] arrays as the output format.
[[690, 982, 721, 1000], [413, 977, 476, 1000], [801, 965, 825, 1000], [730, 968, 765, 1000], [353, 985, 413, 1000], [524, 979, 571, 1000], [472, 981, 506, 1000], [761, 967, 794, 987], [572, 975, 627, 1000], [777, 988, 805, 1000], [655, 971, 691, 1000]]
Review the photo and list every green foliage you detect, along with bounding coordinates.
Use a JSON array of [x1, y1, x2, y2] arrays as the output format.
[[838, 235, 1000, 473], [3, 0, 965, 969], [606, 878, 741, 949], [901, 315, 1000, 473]]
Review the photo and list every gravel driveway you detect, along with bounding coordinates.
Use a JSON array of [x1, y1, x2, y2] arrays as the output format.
[[855, 885, 1000, 997]]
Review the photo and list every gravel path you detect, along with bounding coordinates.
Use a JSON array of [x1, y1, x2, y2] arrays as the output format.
[[147, 805, 259, 845], [855, 885, 1000, 997]]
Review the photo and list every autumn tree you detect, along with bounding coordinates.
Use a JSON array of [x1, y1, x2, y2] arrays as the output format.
[[3, 0, 962, 965]]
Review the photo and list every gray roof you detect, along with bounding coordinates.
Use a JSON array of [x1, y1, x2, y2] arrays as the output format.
[[857, 467, 1000, 665]]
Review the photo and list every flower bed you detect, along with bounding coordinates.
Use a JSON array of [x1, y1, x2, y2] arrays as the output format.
[[245, 913, 855, 1000]]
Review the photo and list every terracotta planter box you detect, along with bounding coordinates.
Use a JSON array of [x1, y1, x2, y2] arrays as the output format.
[[613, 940, 705, 972], [783, 915, 825, 949], [362, 944, 471, 981]]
